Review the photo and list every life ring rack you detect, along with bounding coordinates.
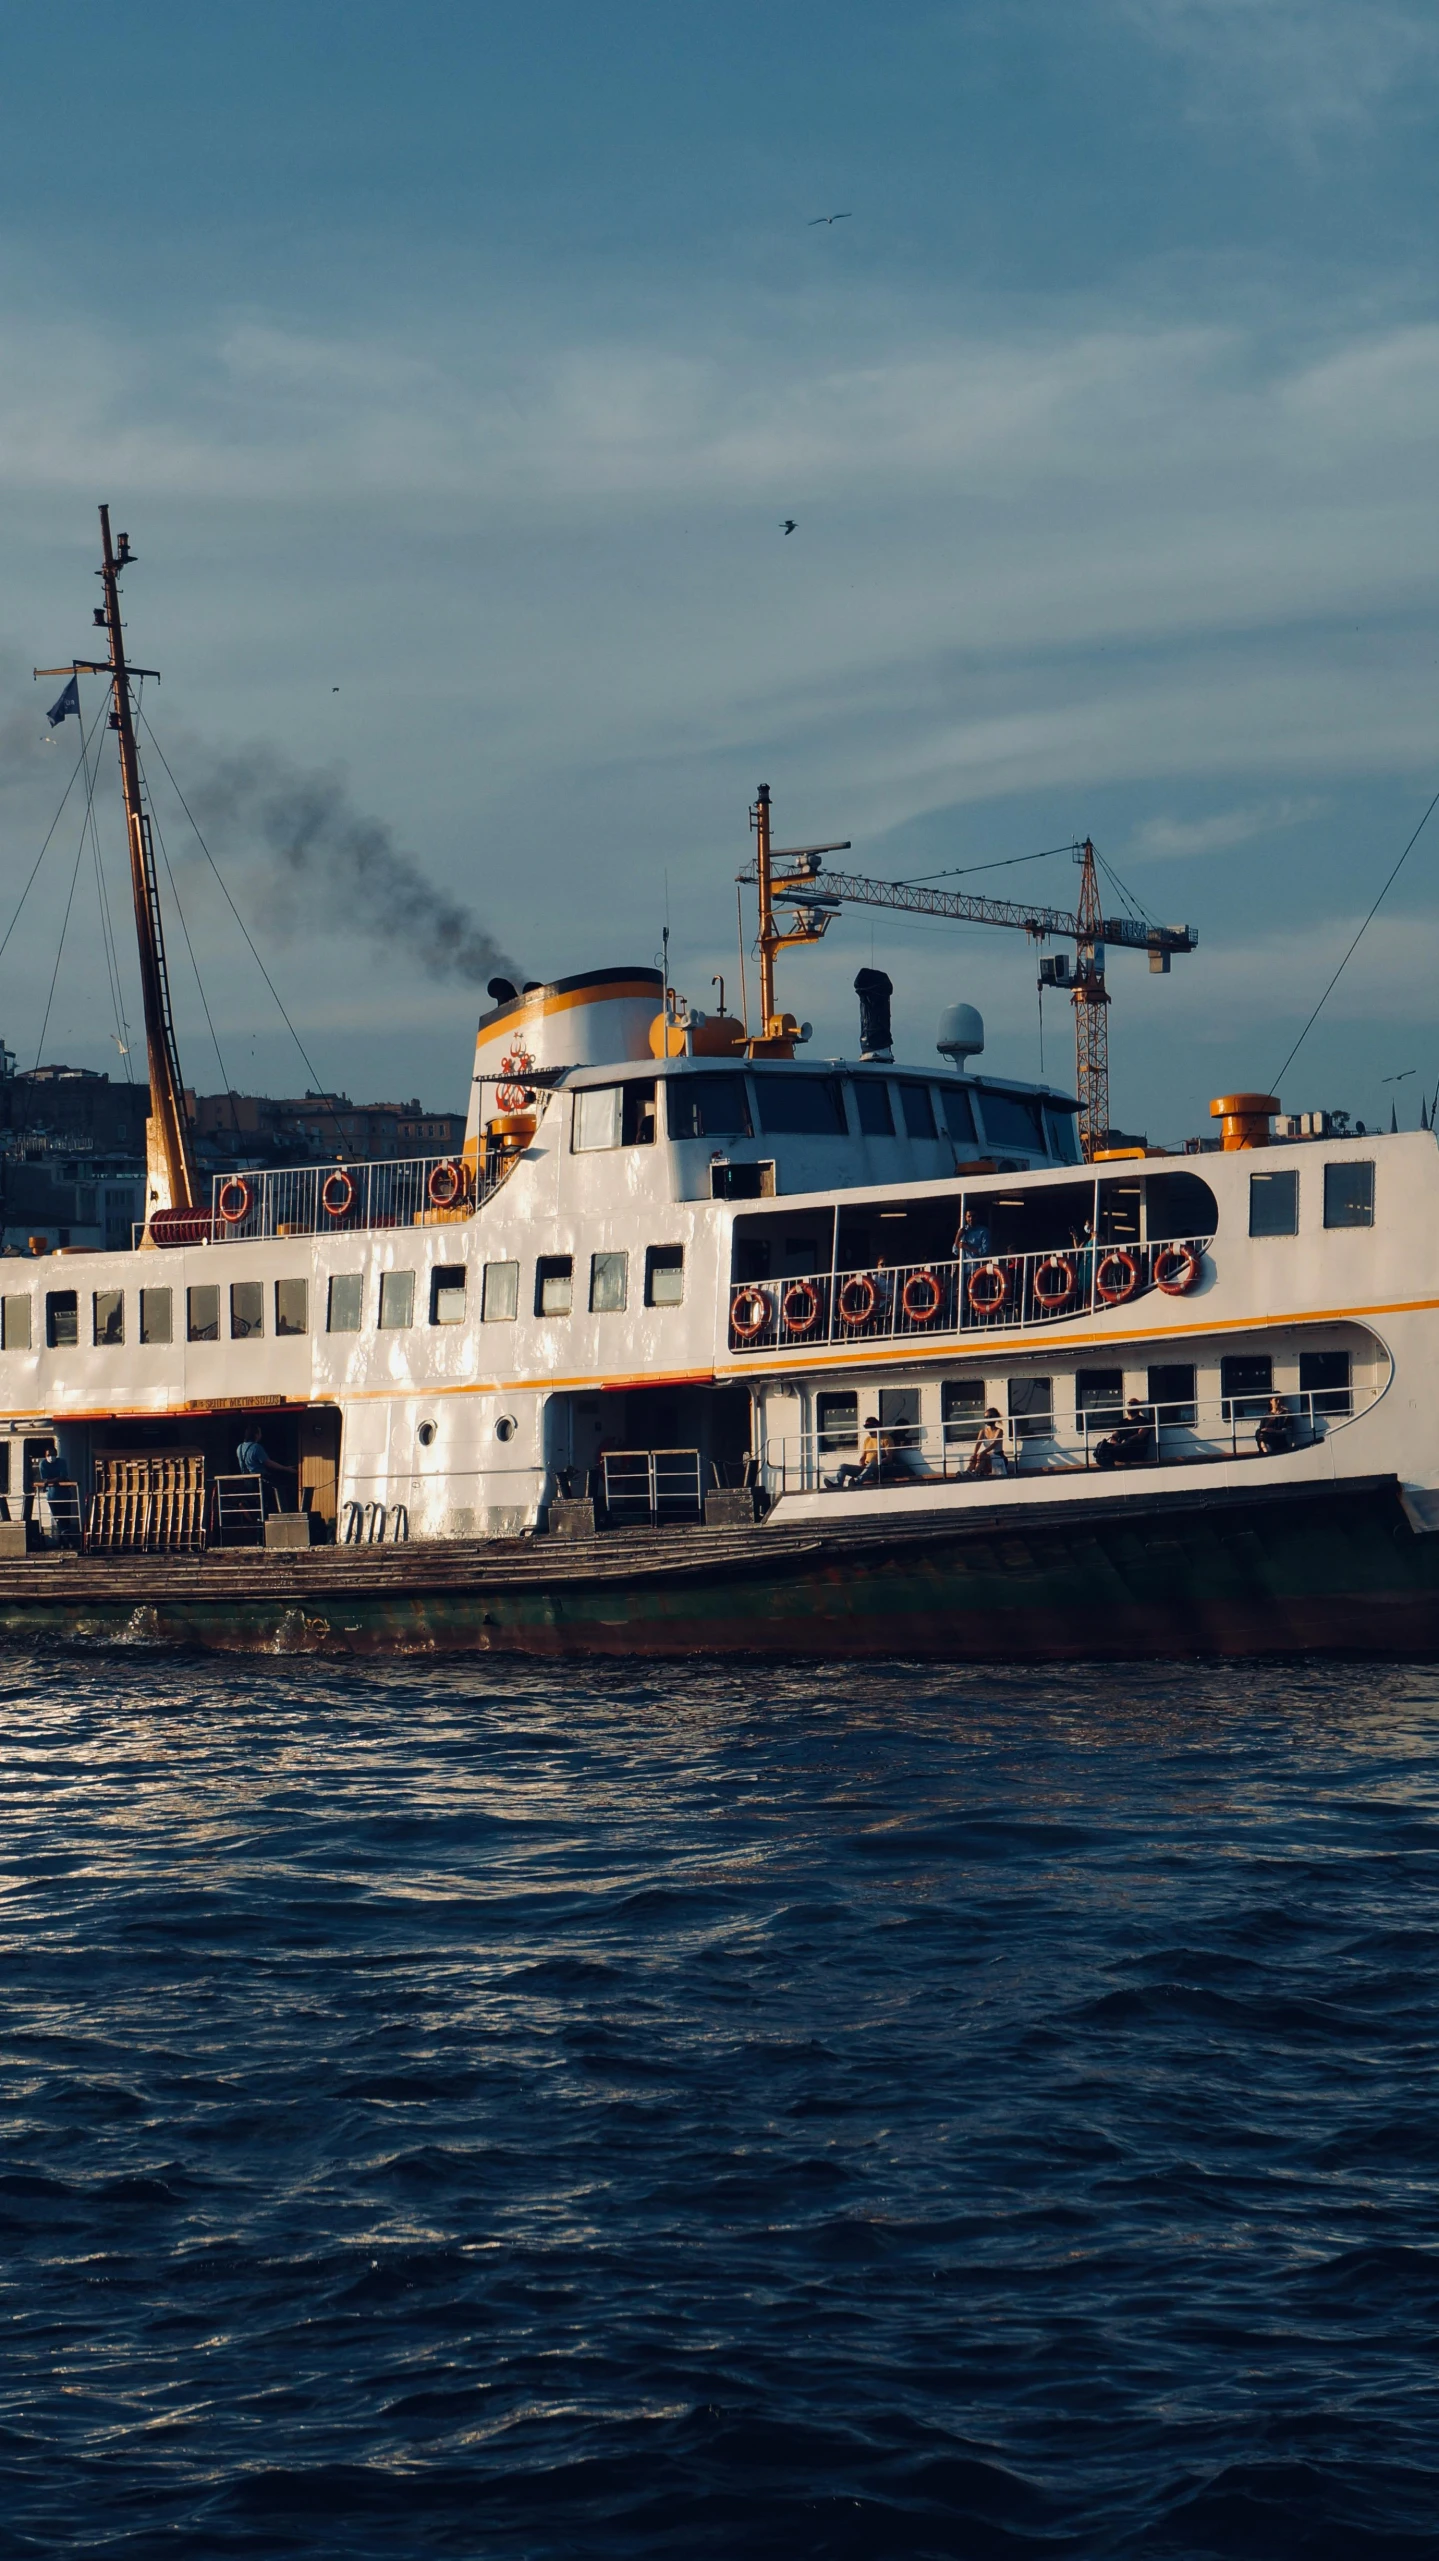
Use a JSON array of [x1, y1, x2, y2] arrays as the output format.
[[901, 1267, 943, 1325], [967, 1259, 1009, 1316], [836, 1271, 879, 1329], [730, 1286, 771, 1340], [321, 1167, 357, 1220], [216, 1175, 252, 1226], [1095, 1247, 1140, 1305], [1032, 1253, 1076, 1310], [1153, 1242, 1201, 1296], [427, 1158, 468, 1210], [781, 1279, 822, 1336]]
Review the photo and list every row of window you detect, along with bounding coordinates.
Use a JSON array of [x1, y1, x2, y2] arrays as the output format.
[[814, 1351, 1353, 1448], [1249, 1161, 1374, 1236], [0, 1244, 690, 1351], [571, 1071, 1075, 1161]]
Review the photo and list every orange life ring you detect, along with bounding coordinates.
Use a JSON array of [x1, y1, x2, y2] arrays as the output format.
[[782, 1279, 821, 1336], [217, 1175, 252, 1225], [837, 1271, 879, 1328], [1096, 1248, 1139, 1305], [967, 1258, 1009, 1314], [1032, 1253, 1076, 1309], [495, 1048, 535, 1115], [730, 1286, 771, 1340], [427, 1158, 467, 1209], [1153, 1242, 1200, 1296], [901, 1267, 942, 1324], [321, 1168, 356, 1220]]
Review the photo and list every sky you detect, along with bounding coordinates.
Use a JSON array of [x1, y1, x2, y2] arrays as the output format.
[[1, 0, 1438, 1141]]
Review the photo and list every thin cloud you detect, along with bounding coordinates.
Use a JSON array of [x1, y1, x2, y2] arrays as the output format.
[[1130, 796, 1325, 859], [1116, 0, 1439, 143]]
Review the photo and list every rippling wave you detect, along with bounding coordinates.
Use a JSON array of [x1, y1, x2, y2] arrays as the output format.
[[0, 1652, 1436, 2556]]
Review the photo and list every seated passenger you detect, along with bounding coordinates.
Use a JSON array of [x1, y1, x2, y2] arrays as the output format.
[[1093, 1401, 1155, 1471], [1255, 1395, 1297, 1457], [965, 1410, 1009, 1479], [826, 1418, 883, 1490]]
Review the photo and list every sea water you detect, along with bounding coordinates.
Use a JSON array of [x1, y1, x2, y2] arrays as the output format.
[[0, 1651, 1435, 2558]]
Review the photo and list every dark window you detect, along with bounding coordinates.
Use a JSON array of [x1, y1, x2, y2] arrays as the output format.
[[852, 1080, 894, 1136], [275, 1278, 308, 1337], [896, 1081, 936, 1139], [230, 1281, 264, 1340], [1222, 1353, 1272, 1419], [1324, 1160, 1374, 1228], [481, 1262, 518, 1323], [573, 1081, 656, 1150], [1148, 1362, 1197, 1426], [590, 1251, 628, 1313], [1145, 1170, 1218, 1241], [536, 1255, 573, 1316], [645, 1244, 684, 1307], [92, 1289, 124, 1347], [1045, 1106, 1081, 1164], [1299, 1349, 1352, 1417], [378, 1271, 415, 1329], [1076, 1368, 1125, 1427], [978, 1090, 1046, 1151], [667, 1074, 753, 1140], [941, 1378, 986, 1445], [187, 1284, 220, 1343], [1250, 1170, 1298, 1237], [430, 1266, 466, 1325], [45, 1290, 78, 1350], [938, 1084, 978, 1144], [139, 1287, 171, 1346], [817, 1390, 859, 1452], [752, 1074, 847, 1135], [2, 1295, 32, 1351], [1007, 1375, 1052, 1440], [327, 1273, 363, 1333]]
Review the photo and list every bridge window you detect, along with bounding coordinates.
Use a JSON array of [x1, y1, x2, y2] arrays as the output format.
[[752, 1074, 846, 1136], [645, 1244, 685, 1306], [573, 1081, 656, 1151], [430, 1266, 466, 1326], [937, 1084, 977, 1145], [2, 1295, 32, 1351], [1324, 1161, 1374, 1229], [230, 1282, 264, 1340], [896, 1081, 936, 1139], [590, 1251, 628, 1313], [853, 1080, 894, 1136], [93, 1290, 124, 1347], [481, 1261, 519, 1323], [187, 1285, 219, 1343], [45, 1290, 78, 1350], [667, 1074, 753, 1140], [140, 1287, 172, 1345], [275, 1278, 308, 1337], [379, 1271, 415, 1329], [536, 1255, 573, 1317], [978, 1091, 1046, 1152], [1250, 1169, 1298, 1237], [1148, 1363, 1197, 1425], [327, 1273, 362, 1333], [1300, 1349, 1351, 1416], [1045, 1106, 1081, 1164]]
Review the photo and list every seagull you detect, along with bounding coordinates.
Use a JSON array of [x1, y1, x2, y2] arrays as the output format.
[[808, 212, 852, 226], [332, 686, 340, 693], [780, 519, 797, 536]]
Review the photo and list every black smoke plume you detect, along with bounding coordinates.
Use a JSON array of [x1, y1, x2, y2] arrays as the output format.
[[190, 746, 519, 987]]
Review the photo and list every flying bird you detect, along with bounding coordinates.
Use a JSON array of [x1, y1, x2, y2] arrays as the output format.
[[808, 211, 852, 225], [780, 519, 797, 536]]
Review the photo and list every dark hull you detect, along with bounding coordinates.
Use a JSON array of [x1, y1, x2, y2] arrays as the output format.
[[0, 1474, 1435, 1658]]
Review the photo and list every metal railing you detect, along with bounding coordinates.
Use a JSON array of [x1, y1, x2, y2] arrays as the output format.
[[729, 1236, 1213, 1352], [139, 1101, 549, 1248], [761, 1385, 1371, 1497], [600, 1448, 704, 1522]]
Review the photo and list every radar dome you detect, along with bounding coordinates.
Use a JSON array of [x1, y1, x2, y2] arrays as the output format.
[[937, 1003, 984, 1068]]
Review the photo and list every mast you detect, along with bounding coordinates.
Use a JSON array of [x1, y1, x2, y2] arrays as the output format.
[[752, 783, 777, 1033], [95, 507, 197, 1216]]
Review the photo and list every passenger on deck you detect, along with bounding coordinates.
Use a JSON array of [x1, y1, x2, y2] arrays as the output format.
[[965, 1410, 1009, 1478], [235, 1432, 296, 1512], [1093, 1401, 1155, 1471], [825, 1417, 883, 1491], [953, 1208, 991, 1263], [1256, 1396, 1297, 1457]]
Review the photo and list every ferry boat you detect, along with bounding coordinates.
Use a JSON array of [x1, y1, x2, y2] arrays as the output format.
[[3, 512, 1437, 1657]]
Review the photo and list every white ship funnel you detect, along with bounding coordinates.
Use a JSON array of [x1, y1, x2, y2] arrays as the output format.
[[465, 966, 663, 1153]]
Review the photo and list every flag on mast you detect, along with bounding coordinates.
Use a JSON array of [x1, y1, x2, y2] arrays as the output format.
[[46, 674, 80, 727]]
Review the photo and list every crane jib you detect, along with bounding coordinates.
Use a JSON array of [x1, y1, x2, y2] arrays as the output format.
[[804, 872, 1196, 955]]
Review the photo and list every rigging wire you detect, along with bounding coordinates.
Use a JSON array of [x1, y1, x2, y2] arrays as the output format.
[[895, 841, 1079, 887], [1272, 784, 1439, 1092], [134, 742, 236, 1111], [137, 711, 348, 1154], [0, 703, 108, 974], [1093, 852, 1155, 927], [23, 736, 106, 1129]]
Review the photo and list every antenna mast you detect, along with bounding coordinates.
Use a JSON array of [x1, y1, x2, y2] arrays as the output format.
[[95, 506, 196, 1217]]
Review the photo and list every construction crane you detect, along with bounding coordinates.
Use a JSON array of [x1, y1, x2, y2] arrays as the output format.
[[741, 785, 1197, 1161]]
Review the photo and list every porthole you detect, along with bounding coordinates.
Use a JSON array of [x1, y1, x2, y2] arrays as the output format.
[[494, 1414, 517, 1443], [417, 1419, 437, 1448]]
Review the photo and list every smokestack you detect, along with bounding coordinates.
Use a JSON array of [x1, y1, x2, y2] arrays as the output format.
[[855, 968, 893, 1062]]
